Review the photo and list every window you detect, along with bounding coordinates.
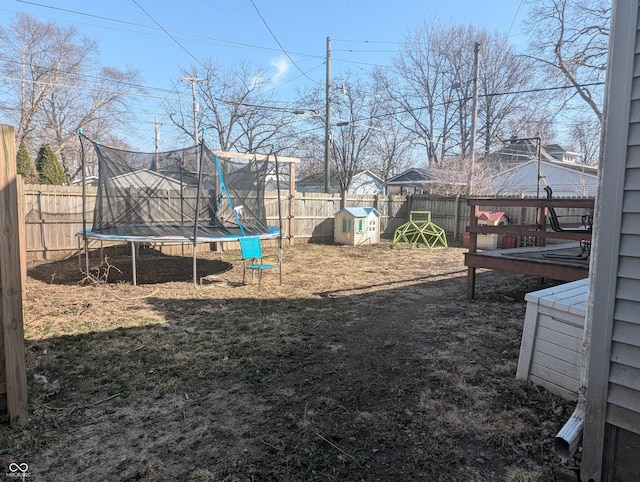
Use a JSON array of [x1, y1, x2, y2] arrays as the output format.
[[342, 218, 351, 232], [356, 219, 365, 233]]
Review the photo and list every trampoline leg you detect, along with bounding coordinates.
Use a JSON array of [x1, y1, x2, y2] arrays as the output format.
[[77, 236, 82, 271], [131, 241, 137, 286]]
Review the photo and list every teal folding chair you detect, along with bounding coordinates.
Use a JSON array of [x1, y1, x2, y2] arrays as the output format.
[[238, 237, 278, 288]]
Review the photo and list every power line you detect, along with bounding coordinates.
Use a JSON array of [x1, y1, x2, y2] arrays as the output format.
[[130, 0, 205, 69], [332, 38, 401, 45], [13, 0, 318, 60], [249, 0, 319, 84], [346, 82, 606, 127], [506, 0, 525, 38], [10, 2, 399, 82]]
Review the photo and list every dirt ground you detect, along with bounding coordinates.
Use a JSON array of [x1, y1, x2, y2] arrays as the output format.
[[0, 241, 578, 481]]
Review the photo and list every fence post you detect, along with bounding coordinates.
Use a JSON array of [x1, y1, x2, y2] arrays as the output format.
[[0, 124, 29, 425], [288, 162, 296, 246]]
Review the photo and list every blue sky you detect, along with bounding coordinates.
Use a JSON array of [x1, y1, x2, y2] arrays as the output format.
[[2, 0, 530, 150]]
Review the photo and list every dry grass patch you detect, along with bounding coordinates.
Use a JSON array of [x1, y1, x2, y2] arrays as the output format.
[[1, 242, 574, 481]]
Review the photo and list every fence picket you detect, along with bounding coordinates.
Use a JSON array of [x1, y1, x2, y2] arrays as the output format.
[[21, 181, 594, 261]]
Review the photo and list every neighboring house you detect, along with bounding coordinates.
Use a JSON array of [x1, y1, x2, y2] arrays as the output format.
[[334, 207, 381, 245], [484, 138, 591, 171], [545, 143, 582, 164], [491, 159, 598, 197], [296, 172, 339, 193], [105, 169, 183, 191], [349, 170, 385, 195], [580, 2, 640, 479], [265, 173, 290, 192], [385, 168, 436, 194], [72, 176, 99, 187], [296, 170, 384, 195]]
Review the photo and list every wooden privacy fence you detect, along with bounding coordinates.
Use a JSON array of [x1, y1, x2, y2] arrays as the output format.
[[21, 177, 595, 261], [24, 183, 97, 261], [0, 124, 28, 425]]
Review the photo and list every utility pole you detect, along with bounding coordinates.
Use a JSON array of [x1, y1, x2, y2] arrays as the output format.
[[179, 76, 206, 147], [468, 41, 481, 195], [324, 36, 332, 194], [154, 117, 160, 171], [179, 76, 206, 288]]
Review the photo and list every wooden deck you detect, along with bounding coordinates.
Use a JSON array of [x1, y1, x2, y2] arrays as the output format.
[[465, 197, 594, 299], [465, 244, 589, 294]]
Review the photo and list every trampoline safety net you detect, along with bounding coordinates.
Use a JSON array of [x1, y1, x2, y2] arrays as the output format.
[[82, 137, 277, 239]]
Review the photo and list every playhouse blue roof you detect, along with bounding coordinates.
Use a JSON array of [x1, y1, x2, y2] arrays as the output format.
[[339, 207, 380, 218]]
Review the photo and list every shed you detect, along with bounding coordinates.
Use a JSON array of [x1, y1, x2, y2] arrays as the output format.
[[334, 207, 380, 246]]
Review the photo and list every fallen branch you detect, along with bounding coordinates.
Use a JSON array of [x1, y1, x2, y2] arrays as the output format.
[[315, 431, 355, 460], [79, 256, 122, 285], [42, 393, 122, 413]]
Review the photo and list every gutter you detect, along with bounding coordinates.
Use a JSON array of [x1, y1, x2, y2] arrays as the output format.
[[555, 401, 584, 460], [554, 199, 599, 461]]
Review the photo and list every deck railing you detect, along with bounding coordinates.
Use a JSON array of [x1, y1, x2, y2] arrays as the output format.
[[465, 197, 595, 299]]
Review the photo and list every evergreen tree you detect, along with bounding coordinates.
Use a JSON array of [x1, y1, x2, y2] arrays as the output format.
[[35, 144, 66, 185], [16, 141, 35, 181]]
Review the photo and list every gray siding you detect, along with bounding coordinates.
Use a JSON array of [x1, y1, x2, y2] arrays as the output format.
[[583, 1, 640, 479], [607, 8, 640, 432]]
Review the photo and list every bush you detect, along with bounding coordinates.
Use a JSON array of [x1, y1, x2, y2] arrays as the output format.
[[36, 144, 66, 185], [16, 141, 36, 182]]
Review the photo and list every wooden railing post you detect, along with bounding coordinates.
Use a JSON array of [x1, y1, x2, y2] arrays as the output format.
[[467, 204, 479, 299], [0, 124, 29, 425]]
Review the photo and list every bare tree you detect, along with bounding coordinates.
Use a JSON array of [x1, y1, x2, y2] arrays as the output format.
[[166, 59, 298, 156], [526, 0, 609, 123], [368, 69, 418, 180], [329, 76, 380, 196], [0, 13, 72, 147], [0, 13, 143, 182], [294, 73, 383, 196], [43, 65, 144, 182], [287, 131, 325, 180], [569, 114, 601, 165], [366, 127, 416, 181], [389, 19, 538, 164], [388, 18, 457, 164], [475, 33, 541, 156], [498, 110, 557, 145], [427, 156, 496, 196]]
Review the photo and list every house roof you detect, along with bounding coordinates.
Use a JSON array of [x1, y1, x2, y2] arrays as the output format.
[[296, 170, 384, 194], [385, 168, 436, 185], [483, 139, 556, 165], [297, 169, 383, 186], [106, 169, 184, 190], [338, 207, 380, 218], [477, 211, 507, 223], [355, 169, 384, 183]]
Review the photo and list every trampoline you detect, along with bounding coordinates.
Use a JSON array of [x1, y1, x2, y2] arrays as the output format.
[[78, 226, 280, 286], [77, 133, 298, 285]]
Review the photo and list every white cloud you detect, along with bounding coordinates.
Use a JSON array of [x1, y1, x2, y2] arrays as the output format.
[[270, 56, 290, 83]]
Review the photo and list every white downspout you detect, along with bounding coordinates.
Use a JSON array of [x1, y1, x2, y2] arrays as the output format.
[[554, 173, 601, 460]]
